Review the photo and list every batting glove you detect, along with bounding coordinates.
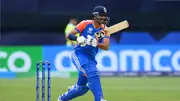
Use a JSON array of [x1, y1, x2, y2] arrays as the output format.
[[86, 35, 93, 45], [96, 31, 105, 39], [96, 30, 109, 39], [77, 36, 86, 46], [91, 38, 98, 47], [86, 35, 98, 47]]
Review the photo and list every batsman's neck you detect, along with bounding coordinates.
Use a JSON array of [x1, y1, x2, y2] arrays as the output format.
[[93, 21, 101, 29]]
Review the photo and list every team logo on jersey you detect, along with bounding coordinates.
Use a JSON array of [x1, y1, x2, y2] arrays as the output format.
[[87, 28, 93, 34]]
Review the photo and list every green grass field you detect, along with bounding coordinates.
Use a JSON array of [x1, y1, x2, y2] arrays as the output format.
[[0, 77, 180, 101]]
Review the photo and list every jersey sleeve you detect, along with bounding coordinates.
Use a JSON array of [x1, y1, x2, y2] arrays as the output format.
[[75, 20, 87, 33]]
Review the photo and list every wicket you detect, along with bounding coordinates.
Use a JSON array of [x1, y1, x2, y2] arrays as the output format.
[[36, 61, 51, 101]]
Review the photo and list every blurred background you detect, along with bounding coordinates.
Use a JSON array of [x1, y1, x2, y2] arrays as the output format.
[[0, 0, 180, 101]]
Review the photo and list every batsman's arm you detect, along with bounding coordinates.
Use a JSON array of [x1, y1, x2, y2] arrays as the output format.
[[66, 20, 87, 41], [97, 37, 110, 50], [65, 29, 79, 41], [97, 30, 110, 51]]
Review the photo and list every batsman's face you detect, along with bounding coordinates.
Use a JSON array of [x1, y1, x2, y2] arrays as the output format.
[[94, 15, 109, 25]]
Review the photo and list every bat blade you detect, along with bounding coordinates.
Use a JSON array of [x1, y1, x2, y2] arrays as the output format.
[[106, 20, 129, 35]]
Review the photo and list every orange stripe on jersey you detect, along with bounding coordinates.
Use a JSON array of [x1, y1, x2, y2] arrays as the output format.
[[75, 20, 93, 33]]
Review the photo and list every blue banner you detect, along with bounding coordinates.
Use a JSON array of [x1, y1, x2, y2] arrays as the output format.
[[43, 46, 77, 72], [43, 45, 180, 73]]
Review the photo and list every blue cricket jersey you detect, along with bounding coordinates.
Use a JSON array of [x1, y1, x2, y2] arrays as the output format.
[[73, 20, 106, 66]]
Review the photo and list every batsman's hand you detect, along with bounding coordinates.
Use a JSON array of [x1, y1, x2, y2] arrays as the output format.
[[77, 36, 86, 46], [86, 35, 98, 47], [96, 30, 109, 39], [86, 35, 93, 45], [91, 38, 98, 47]]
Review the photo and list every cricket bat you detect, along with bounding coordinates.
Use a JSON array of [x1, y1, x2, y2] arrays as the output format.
[[106, 20, 129, 35]]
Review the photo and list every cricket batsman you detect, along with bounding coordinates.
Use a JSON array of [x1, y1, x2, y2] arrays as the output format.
[[58, 6, 110, 101]]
